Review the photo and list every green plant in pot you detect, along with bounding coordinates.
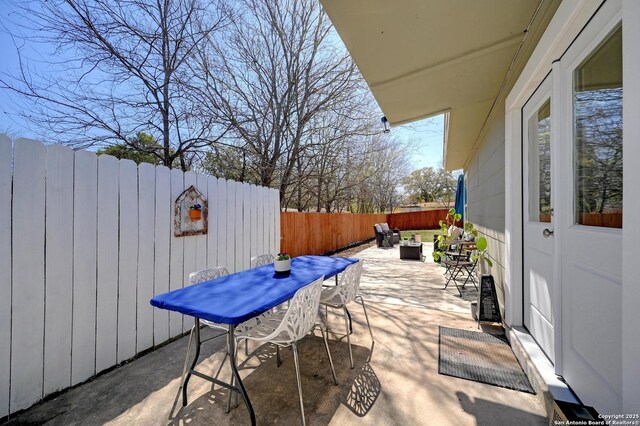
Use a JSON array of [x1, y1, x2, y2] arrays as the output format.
[[274, 253, 291, 273], [463, 222, 479, 240], [432, 209, 470, 262], [432, 209, 460, 261], [471, 237, 493, 275]]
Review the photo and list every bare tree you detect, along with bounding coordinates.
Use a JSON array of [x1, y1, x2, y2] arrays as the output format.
[[1, 0, 228, 169], [575, 88, 622, 215], [193, 0, 365, 197], [281, 96, 385, 212]]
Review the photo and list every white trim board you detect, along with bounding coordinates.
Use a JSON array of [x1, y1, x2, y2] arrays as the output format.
[[505, 0, 640, 412], [509, 326, 579, 404], [621, 0, 640, 414]]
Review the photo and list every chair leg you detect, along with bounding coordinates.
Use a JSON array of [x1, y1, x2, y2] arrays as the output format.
[[343, 307, 354, 369], [466, 265, 479, 290], [446, 266, 463, 296], [461, 265, 473, 288], [276, 345, 281, 367], [355, 295, 375, 361], [320, 327, 338, 385], [345, 307, 353, 335], [453, 269, 463, 296], [443, 267, 455, 289], [292, 343, 306, 426]]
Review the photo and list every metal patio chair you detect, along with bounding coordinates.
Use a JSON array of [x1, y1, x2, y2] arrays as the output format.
[[442, 244, 478, 296], [319, 260, 374, 369], [234, 276, 338, 426]]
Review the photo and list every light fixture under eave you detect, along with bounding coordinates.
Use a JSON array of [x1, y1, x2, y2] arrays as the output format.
[[381, 116, 390, 133]]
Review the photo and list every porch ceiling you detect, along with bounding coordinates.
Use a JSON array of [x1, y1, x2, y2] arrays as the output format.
[[320, 0, 545, 170]]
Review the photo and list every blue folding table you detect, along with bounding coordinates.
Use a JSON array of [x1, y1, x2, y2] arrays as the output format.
[[150, 255, 358, 425]]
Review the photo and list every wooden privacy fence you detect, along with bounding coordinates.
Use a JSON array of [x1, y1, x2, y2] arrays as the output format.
[[280, 212, 387, 257], [578, 212, 622, 228], [387, 209, 449, 231], [281, 209, 449, 257], [0, 136, 280, 417]]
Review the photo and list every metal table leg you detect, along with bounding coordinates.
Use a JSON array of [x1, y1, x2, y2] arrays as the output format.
[[228, 324, 256, 425], [182, 318, 202, 406], [180, 319, 256, 425]]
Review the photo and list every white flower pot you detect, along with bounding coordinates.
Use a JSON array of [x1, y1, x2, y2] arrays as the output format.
[[274, 259, 291, 273]]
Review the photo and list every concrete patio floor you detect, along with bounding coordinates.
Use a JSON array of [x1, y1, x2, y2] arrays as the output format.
[[5, 243, 547, 426]]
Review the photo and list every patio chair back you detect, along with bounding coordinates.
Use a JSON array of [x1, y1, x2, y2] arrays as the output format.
[[188, 266, 231, 330], [319, 260, 363, 307], [338, 261, 364, 305], [250, 254, 274, 268], [267, 276, 325, 345], [189, 266, 229, 285]]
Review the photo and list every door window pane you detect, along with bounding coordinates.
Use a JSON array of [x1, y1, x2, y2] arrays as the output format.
[[528, 99, 551, 223], [574, 26, 622, 228]]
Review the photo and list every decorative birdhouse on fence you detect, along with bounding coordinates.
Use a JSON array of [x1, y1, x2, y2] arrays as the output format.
[[174, 185, 208, 237]]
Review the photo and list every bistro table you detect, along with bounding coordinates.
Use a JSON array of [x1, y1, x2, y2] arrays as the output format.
[[150, 255, 359, 425]]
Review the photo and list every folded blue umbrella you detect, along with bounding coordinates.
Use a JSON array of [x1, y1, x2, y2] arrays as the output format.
[[454, 174, 464, 220]]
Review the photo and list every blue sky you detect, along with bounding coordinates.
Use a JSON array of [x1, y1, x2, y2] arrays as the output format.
[[0, 4, 25, 136], [0, 4, 445, 171], [392, 114, 445, 170]]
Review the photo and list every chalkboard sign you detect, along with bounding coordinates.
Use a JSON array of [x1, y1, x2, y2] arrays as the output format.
[[477, 275, 502, 323]]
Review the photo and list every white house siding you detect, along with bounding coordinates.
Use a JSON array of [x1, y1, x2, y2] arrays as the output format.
[[461, 1, 558, 321], [464, 111, 507, 318]]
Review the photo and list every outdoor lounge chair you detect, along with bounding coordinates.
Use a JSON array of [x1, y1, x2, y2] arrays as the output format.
[[373, 223, 400, 247]]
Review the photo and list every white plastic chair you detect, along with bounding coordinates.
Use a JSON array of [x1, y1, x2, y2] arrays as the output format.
[[189, 267, 231, 333], [235, 276, 338, 426], [250, 254, 274, 268], [320, 260, 374, 368]]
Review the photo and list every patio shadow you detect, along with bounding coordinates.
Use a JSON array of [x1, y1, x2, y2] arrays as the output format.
[[456, 391, 547, 425], [343, 362, 381, 417], [169, 335, 375, 425]]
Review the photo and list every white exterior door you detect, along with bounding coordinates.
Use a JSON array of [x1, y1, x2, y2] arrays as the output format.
[[522, 76, 555, 363], [556, 0, 623, 414]]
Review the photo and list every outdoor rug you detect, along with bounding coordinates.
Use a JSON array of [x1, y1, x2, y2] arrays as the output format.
[[438, 326, 535, 393]]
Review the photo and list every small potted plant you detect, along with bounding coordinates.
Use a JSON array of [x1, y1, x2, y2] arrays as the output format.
[[274, 253, 291, 273], [189, 203, 202, 221]]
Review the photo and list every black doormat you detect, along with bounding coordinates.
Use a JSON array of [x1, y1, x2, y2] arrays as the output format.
[[438, 326, 535, 394]]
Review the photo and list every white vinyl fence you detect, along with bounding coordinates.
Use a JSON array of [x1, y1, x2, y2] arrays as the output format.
[[0, 136, 281, 417]]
